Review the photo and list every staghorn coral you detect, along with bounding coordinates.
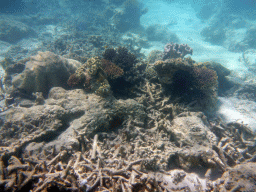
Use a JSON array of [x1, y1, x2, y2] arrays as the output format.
[[1, 76, 256, 191], [162, 42, 193, 60]]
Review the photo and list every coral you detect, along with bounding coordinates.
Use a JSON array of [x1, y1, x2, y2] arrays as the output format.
[[67, 73, 84, 87], [153, 58, 218, 111], [0, 57, 14, 70], [88, 35, 104, 48], [147, 50, 162, 64], [8, 51, 81, 97], [192, 66, 218, 90], [103, 47, 137, 72], [101, 47, 143, 97], [162, 42, 193, 60], [194, 61, 232, 95], [0, 78, 256, 191], [101, 59, 124, 79], [69, 57, 113, 97], [102, 48, 117, 61], [86, 57, 102, 76]]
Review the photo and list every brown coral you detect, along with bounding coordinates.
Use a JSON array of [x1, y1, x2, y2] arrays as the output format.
[[101, 59, 124, 79], [67, 73, 84, 87], [192, 66, 218, 90]]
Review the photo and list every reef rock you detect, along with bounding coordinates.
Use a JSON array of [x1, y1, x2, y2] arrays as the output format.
[[215, 162, 256, 191], [169, 112, 217, 147], [0, 87, 147, 154]]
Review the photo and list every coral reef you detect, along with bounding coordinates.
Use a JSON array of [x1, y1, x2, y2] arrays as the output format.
[[101, 47, 144, 97], [192, 66, 218, 90], [0, 87, 147, 151], [147, 50, 162, 64], [103, 47, 137, 72], [69, 57, 112, 97], [101, 59, 124, 79], [195, 61, 232, 95], [162, 43, 193, 60]]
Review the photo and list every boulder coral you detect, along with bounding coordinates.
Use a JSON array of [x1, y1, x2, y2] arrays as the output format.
[[6, 51, 81, 97], [153, 58, 218, 111]]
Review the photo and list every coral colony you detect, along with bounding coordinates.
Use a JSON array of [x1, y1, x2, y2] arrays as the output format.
[[162, 43, 193, 60]]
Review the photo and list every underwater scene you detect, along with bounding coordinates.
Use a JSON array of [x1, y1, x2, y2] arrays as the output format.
[[0, 0, 256, 191]]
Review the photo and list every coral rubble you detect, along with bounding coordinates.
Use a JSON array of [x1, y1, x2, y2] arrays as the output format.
[[0, 43, 255, 192]]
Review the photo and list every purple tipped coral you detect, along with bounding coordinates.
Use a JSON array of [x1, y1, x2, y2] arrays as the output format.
[[162, 43, 193, 60]]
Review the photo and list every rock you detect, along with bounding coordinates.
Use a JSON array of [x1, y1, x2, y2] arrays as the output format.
[[0, 17, 36, 43], [216, 162, 256, 191], [152, 170, 208, 191], [0, 87, 147, 153], [169, 112, 217, 147]]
